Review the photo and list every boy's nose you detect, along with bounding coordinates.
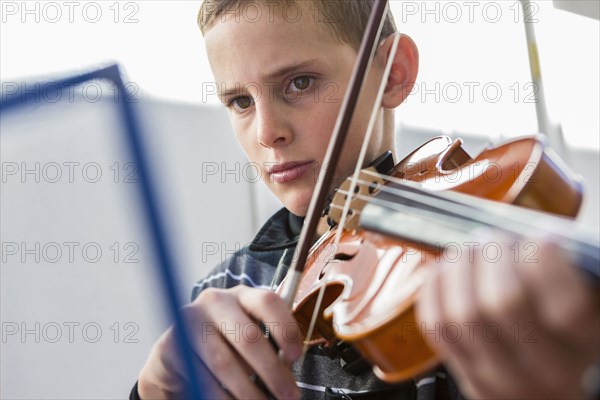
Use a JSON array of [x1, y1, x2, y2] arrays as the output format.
[[255, 103, 293, 149]]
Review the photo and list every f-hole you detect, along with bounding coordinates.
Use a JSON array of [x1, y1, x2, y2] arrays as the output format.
[[319, 252, 355, 279], [333, 253, 354, 261]]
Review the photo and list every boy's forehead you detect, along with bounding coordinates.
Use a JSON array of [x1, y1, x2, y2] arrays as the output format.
[[203, 1, 354, 87]]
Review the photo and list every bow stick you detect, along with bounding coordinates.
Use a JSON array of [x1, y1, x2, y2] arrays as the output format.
[[279, 0, 390, 307]]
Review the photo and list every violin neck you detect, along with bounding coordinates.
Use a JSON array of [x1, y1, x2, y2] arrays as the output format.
[[359, 182, 600, 283]]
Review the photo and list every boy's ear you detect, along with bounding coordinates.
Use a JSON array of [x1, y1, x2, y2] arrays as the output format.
[[378, 33, 419, 109]]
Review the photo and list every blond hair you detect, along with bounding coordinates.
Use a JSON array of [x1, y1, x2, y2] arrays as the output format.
[[198, 0, 397, 50]]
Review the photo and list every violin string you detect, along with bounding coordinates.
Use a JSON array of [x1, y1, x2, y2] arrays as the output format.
[[335, 155, 600, 280], [337, 172, 596, 249], [335, 188, 486, 238], [301, 5, 398, 357], [356, 169, 573, 239], [336, 182, 481, 225], [359, 168, 561, 232], [329, 203, 363, 213], [334, 183, 600, 278], [335, 177, 538, 239]]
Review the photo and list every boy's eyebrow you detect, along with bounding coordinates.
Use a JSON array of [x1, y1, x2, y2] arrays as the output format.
[[263, 58, 321, 80], [218, 58, 322, 99]]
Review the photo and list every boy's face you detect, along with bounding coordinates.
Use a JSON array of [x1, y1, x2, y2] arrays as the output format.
[[204, 4, 392, 216]]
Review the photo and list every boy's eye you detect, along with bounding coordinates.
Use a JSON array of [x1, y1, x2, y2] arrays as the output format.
[[230, 96, 254, 111], [287, 76, 314, 93]]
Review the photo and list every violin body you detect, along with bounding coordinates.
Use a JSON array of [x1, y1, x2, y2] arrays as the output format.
[[277, 135, 584, 382]]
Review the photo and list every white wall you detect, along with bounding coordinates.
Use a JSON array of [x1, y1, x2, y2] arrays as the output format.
[[0, 94, 257, 399]]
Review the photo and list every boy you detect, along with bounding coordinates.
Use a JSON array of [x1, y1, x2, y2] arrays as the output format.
[[133, 1, 599, 399]]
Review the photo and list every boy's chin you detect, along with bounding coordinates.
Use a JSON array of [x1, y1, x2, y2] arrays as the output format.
[[278, 191, 312, 217]]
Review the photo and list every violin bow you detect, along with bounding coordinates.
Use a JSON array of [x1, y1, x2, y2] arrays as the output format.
[[0, 65, 206, 399], [279, 0, 390, 307]]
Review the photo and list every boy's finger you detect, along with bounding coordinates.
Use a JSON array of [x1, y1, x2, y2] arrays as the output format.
[[149, 327, 234, 400], [198, 289, 300, 400], [516, 240, 599, 352], [189, 320, 269, 400], [236, 287, 304, 363]]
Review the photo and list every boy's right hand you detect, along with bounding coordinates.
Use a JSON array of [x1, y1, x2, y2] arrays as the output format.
[[137, 286, 303, 400]]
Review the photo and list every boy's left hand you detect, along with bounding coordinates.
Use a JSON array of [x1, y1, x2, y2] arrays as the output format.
[[416, 239, 599, 399]]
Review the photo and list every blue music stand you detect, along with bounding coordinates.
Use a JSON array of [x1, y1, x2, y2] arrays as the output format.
[[0, 64, 205, 399]]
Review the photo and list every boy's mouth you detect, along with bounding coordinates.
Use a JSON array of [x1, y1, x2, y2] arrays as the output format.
[[269, 161, 314, 184]]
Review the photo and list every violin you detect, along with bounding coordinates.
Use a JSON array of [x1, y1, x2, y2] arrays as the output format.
[[275, 0, 599, 384], [277, 134, 599, 382]]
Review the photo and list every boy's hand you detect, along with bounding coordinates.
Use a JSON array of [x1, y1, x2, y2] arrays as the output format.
[[137, 286, 303, 400], [417, 239, 600, 399]]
